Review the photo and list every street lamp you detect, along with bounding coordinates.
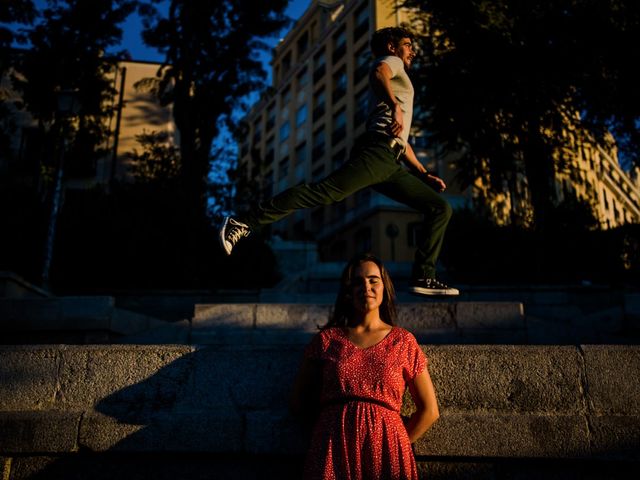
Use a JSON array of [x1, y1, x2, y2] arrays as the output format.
[[41, 88, 80, 289]]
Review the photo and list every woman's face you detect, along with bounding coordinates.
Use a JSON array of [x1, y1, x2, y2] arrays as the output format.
[[350, 261, 385, 314]]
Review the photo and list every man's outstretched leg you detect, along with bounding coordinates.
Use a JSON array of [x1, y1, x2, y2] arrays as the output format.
[[219, 135, 404, 255]]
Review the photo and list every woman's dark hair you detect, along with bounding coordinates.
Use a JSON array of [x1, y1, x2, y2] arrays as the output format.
[[323, 253, 397, 329], [370, 26, 414, 57]]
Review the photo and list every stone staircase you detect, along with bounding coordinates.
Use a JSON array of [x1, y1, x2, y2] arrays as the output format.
[[2, 290, 639, 345], [1, 288, 639, 478]]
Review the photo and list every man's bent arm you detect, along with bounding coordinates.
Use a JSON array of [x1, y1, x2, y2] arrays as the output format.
[[370, 62, 404, 136], [402, 143, 426, 174]]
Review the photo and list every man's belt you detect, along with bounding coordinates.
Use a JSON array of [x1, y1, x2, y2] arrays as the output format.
[[369, 132, 406, 159]]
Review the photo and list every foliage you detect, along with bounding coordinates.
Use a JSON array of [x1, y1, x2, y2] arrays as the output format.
[[13, 0, 137, 176], [441, 208, 639, 284], [51, 183, 280, 292], [403, 0, 640, 229], [128, 130, 181, 184], [0, 0, 36, 72], [137, 0, 289, 215]]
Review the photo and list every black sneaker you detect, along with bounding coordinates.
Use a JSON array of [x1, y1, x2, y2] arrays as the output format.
[[409, 278, 460, 296], [219, 217, 251, 255]]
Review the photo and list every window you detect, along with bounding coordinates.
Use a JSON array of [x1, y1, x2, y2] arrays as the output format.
[[278, 156, 289, 180], [332, 148, 347, 169], [263, 170, 274, 198], [297, 31, 309, 57], [354, 227, 372, 253], [333, 67, 347, 103], [354, 87, 368, 125], [407, 222, 425, 247], [252, 120, 262, 146], [311, 207, 324, 231], [265, 136, 275, 165], [282, 51, 292, 73], [266, 104, 276, 131], [312, 164, 325, 183], [353, 3, 369, 41], [279, 121, 290, 143], [332, 108, 347, 145], [313, 88, 326, 123], [281, 86, 292, 106], [295, 143, 307, 182], [297, 67, 309, 89], [354, 46, 370, 84], [332, 27, 346, 64], [295, 142, 307, 164], [313, 49, 326, 83], [296, 104, 307, 127], [312, 126, 326, 160]]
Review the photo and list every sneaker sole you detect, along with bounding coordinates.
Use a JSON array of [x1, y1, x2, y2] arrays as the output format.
[[219, 218, 232, 255], [409, 286, 460, 296]]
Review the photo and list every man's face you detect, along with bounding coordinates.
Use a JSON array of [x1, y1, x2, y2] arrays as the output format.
[[389, 37, 416, 69]]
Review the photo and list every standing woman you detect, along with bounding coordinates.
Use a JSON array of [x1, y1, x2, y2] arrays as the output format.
[[291, 253, 440, 480]]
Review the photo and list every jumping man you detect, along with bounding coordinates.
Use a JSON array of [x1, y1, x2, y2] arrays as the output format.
[[220, 27, 459, 296]]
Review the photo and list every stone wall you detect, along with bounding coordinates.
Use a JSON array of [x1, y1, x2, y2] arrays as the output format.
[[1, 344, 638, 479]]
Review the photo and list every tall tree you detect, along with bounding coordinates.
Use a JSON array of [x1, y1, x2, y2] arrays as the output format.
[[403, 0, 640, 229], [0, 0, 36, 72], [139, 0, 289, 216], [15, 0, 137, 174]]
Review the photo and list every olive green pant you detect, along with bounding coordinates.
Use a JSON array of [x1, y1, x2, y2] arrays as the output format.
[[241, 134, 452, 279]]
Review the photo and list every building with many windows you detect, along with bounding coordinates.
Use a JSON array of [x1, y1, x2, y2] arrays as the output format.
[[237, 0, 465, 263]]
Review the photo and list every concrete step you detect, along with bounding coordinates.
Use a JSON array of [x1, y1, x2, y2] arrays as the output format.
[[0, 297, 183, 343], [191, 302, 525, 345]]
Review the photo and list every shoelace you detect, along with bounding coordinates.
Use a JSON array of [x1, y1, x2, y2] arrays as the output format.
[[226, 224, 249, 245]]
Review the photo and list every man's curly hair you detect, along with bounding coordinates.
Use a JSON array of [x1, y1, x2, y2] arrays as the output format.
[[370, 26, 414, 57]]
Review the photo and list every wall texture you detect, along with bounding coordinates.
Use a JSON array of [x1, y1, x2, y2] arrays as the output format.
[[0, 344, 638, 479]]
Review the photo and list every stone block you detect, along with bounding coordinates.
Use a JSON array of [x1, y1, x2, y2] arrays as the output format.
[[530, 291, 570, 305], [192, 304, 255, 328], [0, 347, 59, 410], [525, 315, 573, 344], [414, 412, 590, 458], [244, 409, 307, 454], [572, 307, 624, 334], [255, 304, 330, 331], [581, 345, 640, 415], [458, 328, 527, 344], [119, 319, 191, 344], [57, 345, 194, 412], [6, 299, 61, 329], [0, 411, 80, 453], [79, 410, 242, 452], [59, 296, 113, 329], [589, 415, 640, 460], [423, 345, 584, 413], [110, 308, 154, 335], [222, 348, 301, 409], [456, 302, 524, 329], [397, 303, 456, 331]]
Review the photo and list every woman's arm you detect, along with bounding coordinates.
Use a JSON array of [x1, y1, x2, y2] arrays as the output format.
[[405, 368, 440, 443]]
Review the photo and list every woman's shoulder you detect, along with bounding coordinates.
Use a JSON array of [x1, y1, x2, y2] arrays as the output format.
[[393, 326, 417, 340]]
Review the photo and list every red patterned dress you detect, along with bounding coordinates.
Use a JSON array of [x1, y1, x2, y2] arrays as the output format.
[[303, 326, 427, 480]]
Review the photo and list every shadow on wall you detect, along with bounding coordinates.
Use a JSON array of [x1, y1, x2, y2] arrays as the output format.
[[24, 346, 308, 479]]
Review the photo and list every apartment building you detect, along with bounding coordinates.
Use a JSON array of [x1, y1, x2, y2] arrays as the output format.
[[237, 0, 465, 263]]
